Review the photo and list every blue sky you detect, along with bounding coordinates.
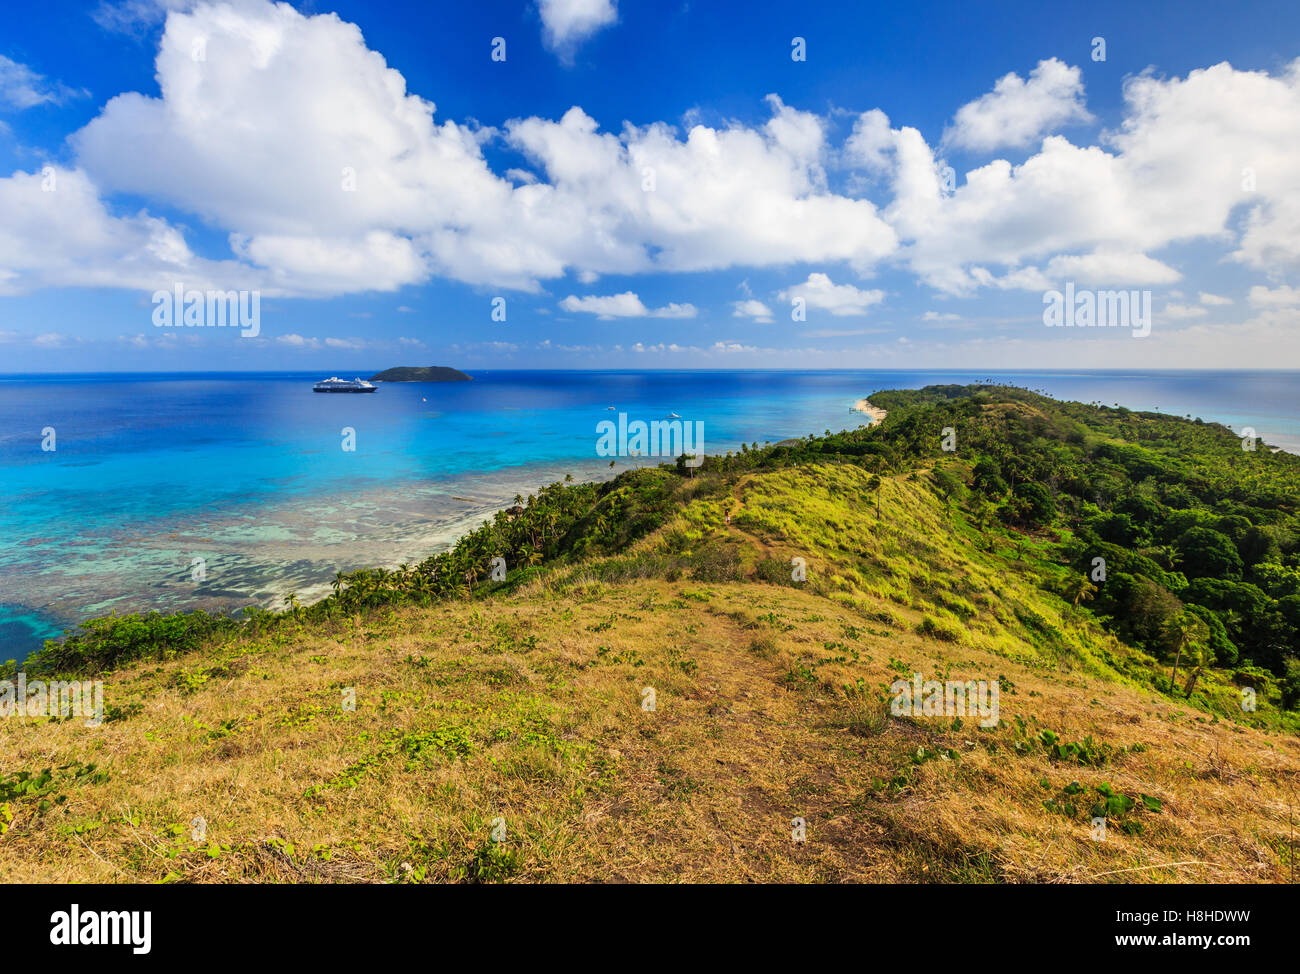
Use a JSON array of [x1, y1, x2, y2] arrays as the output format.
[[1, 0, 1298, 371]]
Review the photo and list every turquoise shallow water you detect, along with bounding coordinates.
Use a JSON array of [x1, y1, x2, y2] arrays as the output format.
[[2, 368, 1298, 662]]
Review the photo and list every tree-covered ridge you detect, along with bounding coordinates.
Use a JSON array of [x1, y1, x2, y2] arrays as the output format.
[[858, 385, 1300, 705]]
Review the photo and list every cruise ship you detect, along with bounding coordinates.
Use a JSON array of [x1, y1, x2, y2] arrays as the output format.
[[312, 376, 377, 393]]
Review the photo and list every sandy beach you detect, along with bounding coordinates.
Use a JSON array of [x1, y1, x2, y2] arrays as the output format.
[[852, 398, 888, 425]]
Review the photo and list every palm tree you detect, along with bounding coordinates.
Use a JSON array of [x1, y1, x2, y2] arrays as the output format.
[[1150, 544, 1179, 571], [1160, 611, 1209, 694], [1065, 575, 1098, 608], [866, 475, 883, 517], [1182, 639, 1213, 697]]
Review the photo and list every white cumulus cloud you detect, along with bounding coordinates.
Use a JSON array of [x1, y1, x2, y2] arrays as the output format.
[[538, 0, 618, 57], [732, 299, 774, 322], [944, 58, 1093, 152], [858, 60, 1300, 295], [560, 291, 697, 319], [0, 0, 1295, 370], [1247, 284, 1300, 308], [58, 3, 895, 296], [778, 272, 885, 316]]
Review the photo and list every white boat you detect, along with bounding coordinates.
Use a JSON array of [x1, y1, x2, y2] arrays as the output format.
[[313, 376, 377, 393]]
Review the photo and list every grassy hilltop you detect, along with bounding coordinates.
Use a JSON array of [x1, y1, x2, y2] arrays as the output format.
[[3, 384, 1298, 883]]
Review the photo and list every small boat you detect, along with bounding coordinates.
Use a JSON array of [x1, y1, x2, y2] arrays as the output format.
[[313, 376, 377, 393], [667, 412, 682, 418]]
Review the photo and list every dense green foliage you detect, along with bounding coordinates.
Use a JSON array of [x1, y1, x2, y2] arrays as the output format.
[[861, 385, 1300, 703], [12, 610, 239, 676]]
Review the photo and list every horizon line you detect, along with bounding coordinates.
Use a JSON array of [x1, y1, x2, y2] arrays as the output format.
[[4, 367, 1300, 377]]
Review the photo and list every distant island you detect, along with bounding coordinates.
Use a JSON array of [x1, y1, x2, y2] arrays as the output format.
[[368, 366, 472, 382]]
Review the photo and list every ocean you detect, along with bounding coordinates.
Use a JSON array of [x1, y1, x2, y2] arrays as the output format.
[[2, 368, 1298, 662]]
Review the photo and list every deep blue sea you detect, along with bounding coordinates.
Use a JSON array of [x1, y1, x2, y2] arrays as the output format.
[[2, 369, 1298, 662]]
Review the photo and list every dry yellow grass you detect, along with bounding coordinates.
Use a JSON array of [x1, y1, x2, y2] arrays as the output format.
[[2, 577, 1296, 883]]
